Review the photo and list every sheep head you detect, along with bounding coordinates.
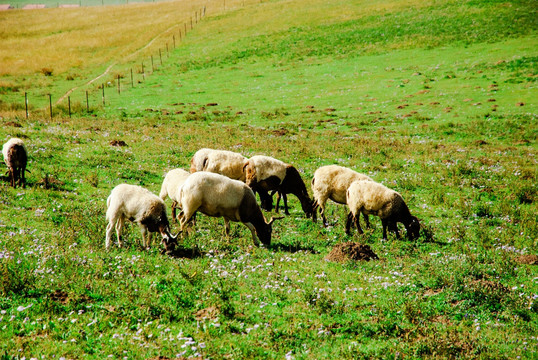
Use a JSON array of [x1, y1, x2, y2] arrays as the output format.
[[257, 216, 284, 247], [299, 197, 315, 219], [244, 159, 256, 187], [161, 228, 179, 253], [405, 216, 421, 240]]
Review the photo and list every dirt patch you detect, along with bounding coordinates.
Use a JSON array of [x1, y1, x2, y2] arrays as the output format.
[[110, 140, 127, 147], [194, 306, 219, 321], [272, 128, 289, 136], [5, 121, 21, 127], [470, 279, 510, 294], [50, 290, 69, 304], [325, 242, 379, 263], [516, 254, 538, 265]]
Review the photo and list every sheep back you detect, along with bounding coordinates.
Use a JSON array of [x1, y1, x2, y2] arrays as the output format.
[[190, 148, 250, 181], [312, 165, 373, 205], [160, 168, 190, 201], [247, 155, 287, 186], [107, 184, 168, 228], [179, 172, 256, 222], [2, 138, 27, 169], [347, 180, 413, 221]]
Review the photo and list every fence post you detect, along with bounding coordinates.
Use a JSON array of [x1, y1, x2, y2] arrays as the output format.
[[86, 91, 89, 112], [151, 55, 154, 72], [68, 96, 71, 118], [25, 92, 29, 119], [141, 61, 145, 81], [48, 94, 53, 120], [131, 69, 134, 88], [117, 75, 121, 94], [173, 35, 176, 48], [102, 83, 105, 106], [159, 49, 162, 65]]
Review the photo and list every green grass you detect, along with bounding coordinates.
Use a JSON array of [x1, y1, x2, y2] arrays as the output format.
[[1, 0, 537, 358]]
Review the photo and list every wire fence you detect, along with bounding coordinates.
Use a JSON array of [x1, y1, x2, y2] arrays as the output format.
[[12, 5, 208, 120]]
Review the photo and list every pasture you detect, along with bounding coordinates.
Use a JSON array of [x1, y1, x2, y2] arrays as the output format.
[[0, 0, 537, 358]]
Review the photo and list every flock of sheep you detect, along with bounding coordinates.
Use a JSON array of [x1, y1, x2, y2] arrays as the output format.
[[2, 139, 421, 253]]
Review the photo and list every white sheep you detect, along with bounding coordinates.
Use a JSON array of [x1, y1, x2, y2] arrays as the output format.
[[190, 148, 252, 182], [106, 184, 177, 251], [311, 164, 374, 227], [177, 172, 282, 246], [159, 168, 191, 222], [245, 155, 313, 218], [2, 138, 28, 188], [346, 180, 420, 240]]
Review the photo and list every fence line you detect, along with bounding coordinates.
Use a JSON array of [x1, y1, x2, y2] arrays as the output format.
[[18, 4, 212, 119]]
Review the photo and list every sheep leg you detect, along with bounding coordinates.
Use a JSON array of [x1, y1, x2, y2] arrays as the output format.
[[224, 218, 231, 237], [363, 214, 371, 229], [345, 212, 353, 234], [9, 169, 14, 188], [171, 201, 178, 222], [21, 165, 26, 188], [105, 221, 115, 250], [281, 193, 290, 215], [139, 225, 149, 248], [273, 190, 281, 213], [390, 222, 400, 239], [115, 216, 125, 247], [345, 212, 363, 235], [381, 219, 389, 240], [244, 222, 260, 247], [311, 200, 319, 222]]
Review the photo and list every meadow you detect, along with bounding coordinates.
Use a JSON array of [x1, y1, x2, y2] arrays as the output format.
[[0, 0, 537, 358]]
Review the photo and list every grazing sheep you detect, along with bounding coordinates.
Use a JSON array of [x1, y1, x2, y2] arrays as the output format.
[[245, 155, 313, 218], [190, 148, 253, 182], [159, 168, 191, 221], [346, 180, 420, 240], [177, 172, 282, 246], [106, 184, 177, 251], [2, 138, 27, 188], [311, 165, 374, 227]]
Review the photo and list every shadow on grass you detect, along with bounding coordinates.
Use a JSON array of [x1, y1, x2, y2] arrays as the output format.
[[270, 242, 319, 254], [165, 245, 206, 259]]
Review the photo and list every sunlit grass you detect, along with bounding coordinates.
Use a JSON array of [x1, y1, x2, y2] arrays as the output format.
[[0, 0, 537, 358]]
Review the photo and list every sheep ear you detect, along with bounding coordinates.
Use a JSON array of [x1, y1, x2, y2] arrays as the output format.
[[268, 216, 285, 225]]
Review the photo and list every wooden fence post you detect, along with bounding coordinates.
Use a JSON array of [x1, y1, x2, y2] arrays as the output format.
[[48, 94, 53, 120], [86, 91, 89, 112], [25, 92, 29, 119], [159, 49, 162, 65], [151, 55, 154, 72], [117, 75, 121, 94], [68, 96, 71, 118], [102, 84, 105, 106], [131, 69, 134, 88]]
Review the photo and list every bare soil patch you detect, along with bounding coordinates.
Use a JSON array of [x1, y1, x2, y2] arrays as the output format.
[[516, 254, 538, 265], [325, 242, 379, 263], [110, 140, 127, 147]]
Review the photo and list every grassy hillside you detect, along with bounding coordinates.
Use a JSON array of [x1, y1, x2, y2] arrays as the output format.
[[0, 0, 537, 358]]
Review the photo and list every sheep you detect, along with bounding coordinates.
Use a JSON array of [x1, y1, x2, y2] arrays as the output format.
[[106, 184, 177, 252], [177, 172, 282, 246], [159, 168, 191, 222], [2, 138, 27, 188], [311, 165, 374, 227], [245, 155, 313, 218], [346, 180, 420, 240], [190, 148, 253, 182]]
